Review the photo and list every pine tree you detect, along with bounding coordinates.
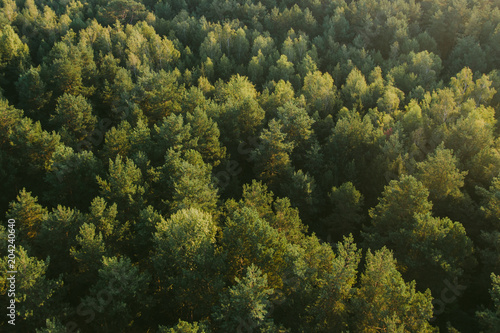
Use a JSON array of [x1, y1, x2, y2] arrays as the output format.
[[350, 247, 434, 332], [153, 208, 222, 319], [251, 119, 294, 189], [477, 273, 500, 332], [6, 188, 48, 243], [212, 264, 276, 333], [415, 143, 467, 202], [322, 182, 364, 242], [80, 256, 151, 331], [0, 246, 64, 330], [50, 93, 97, 146], [97, 155, 146, 220]]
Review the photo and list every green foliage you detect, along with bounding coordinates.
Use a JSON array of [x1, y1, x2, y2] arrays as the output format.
[[153, 208, 222, 318], [213, 264, 275, 332], [477, 176, 500, 228], [3, 0, 500, 331], [159, 320, 211, 333], [326, 107, 384, 200], [364, 175, 475, 293], [222, 206, 289, 288], [97, 155, 146, 219], [0, 24, 29, 89], [36, 205, 86, 276], [0, 246, 64, 330], [251, 119, 294, 188], [306, 236, 361, 332], [50, 93, 97, 146], [159, 149, 218, 214], [97, 0, 147, 26], [70, 223, 107, 275], [276, 101, 314, 147], [415, 144, 467, 202], [227, 180, 308, 244], [45, 145, 103, 209], [16, 66, 52, 116], [350, 247, 434, 332], [36, 318, 76, 333], [366, 175, 433, 239], [80, 256, 151, 331], [44, 38, 96, 98], [322, 182, 364, 241], [302, 70, 337, 116], [217, 74, 265, 142], [6, 188, 48, 242], [477, 273, 500, 332], [134, 69, 184, 124]]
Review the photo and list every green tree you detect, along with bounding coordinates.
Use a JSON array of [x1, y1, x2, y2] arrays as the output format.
[[153, 208, 222, 319], [16, 66, 52, 117], [364, 175, 475, 293], [275, 101, 314, 164], [80, 256, 151, 331], [98, 0, 147, 25], [97, 155, 146, 219], [251, 119, 294, 189], [6, 188, 48, 243], [302, 70, 338, 117], [36, 318, 76, 333], [158, 149, 218, 214], [222, 206, 289, 289], [279, 169, 317, 220], [226, 180, 308, 244], [212, 264, 276, 333], [326, 108, 384, 201], [447, 36, 487, 75], [305, 236, 361, 332], [268, 54, 296, 85], [101, 119, 152, 164], [44, 38, 96, 98], [36, 205, 85, 276], [86, 197, 129, 256], [44, 145, 103, 210], [217, 74, 265, 142], [322, 182, 364, 242], [0, 247, 64, 331], [50, 93, 97, 146], [444, 104, 496, 166], [186, 107, 226, 166], [275, 102, 314, 146], [4, 108, 62, 175], [69, 222, 107, 289], [477, 176, 500, 229], [363, 175, 433, 250], [134, 69, 184, 125], [415, 144, 467, 202], [477, 273, 500, 332], [350, 247, 434, 332], [159, 320, 211, 333], [341, 67, 370, 111], [152, 113, 193, 157], [0, 24, 30, 97]]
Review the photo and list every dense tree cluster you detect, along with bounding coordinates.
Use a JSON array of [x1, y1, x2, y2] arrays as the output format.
[[1, 0, 500, 331]]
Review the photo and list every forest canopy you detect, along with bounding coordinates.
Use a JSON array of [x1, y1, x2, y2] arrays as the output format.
[[1, 0, 500, 332]]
